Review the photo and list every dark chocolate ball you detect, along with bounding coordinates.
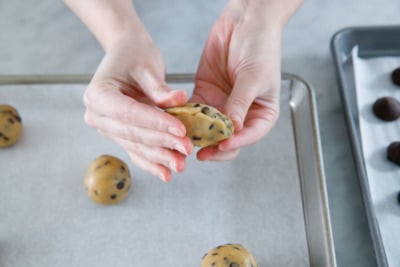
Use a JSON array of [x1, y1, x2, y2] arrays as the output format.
[[387, 141, 400, 166], [372, 97, 400, 121], [391, 67, 400, 86]]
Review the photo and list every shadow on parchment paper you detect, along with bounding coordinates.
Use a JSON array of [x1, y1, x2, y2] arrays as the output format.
[[359, 103, 388, 125], [366, 146, 399, 173], [375, 191, 400, 218]]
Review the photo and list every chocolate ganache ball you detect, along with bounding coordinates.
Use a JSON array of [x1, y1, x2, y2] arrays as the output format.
[[372, 97, 400, 121], [387, 142, 400, 166], [391, 67, 400, 87]]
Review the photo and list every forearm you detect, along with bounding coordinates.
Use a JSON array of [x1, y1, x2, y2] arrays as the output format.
[[64, 0, 149, 51]]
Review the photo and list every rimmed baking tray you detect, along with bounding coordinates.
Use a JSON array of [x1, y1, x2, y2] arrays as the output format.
[[0, 73, 336, 267], [330, 25, 400, 267]]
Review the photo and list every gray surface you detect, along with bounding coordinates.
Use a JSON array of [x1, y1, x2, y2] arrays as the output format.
[[1, 81, 310, 267], [1, 1, 400, 266]]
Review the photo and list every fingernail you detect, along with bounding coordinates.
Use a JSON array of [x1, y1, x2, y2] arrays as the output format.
[[174, 143, 187, 155], [169, 161, 177, 172], [168, 126, 184, 137]]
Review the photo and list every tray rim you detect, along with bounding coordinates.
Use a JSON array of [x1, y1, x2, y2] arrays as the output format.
[[329, 25, 400, 267], [0, 72, 336, 267]]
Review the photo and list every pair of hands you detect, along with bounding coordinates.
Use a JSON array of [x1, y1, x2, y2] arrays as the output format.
[[83, 1, 289, 182]]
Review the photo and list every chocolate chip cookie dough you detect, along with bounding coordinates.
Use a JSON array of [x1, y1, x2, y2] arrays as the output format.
[[84, 155, 131, 205], [165, 103, 234, 147], [0, 104, 22, 148], [201, 243, 258, 267]]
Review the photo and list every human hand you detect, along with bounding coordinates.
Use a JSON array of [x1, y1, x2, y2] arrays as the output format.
[[191, 0, 301, 161], [83, 33, 194, 182]]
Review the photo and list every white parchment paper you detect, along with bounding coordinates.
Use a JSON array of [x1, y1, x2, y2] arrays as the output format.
[[352, 47, 400, 266], [0, 82, 309, 267]]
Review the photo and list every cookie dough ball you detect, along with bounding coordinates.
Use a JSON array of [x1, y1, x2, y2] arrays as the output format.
[[0, 104, 22, 147], [387, 141, 400, 166], [84, 155, 131, 205], [201, 244, 258, 267], [372, 97, 400, 121], [165, 103, 234, 147], [391, 67, 400, 86]]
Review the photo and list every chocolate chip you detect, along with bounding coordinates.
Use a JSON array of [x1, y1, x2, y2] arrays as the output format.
[[233, 246, 241, 250], [387, 141, 400, 165], [192, 136, 202, 141], [116, 181, 125, 190], [391, 67, 400, 86], [8, 118, 14, 124], [0, 132, 3, 137], [219, 130, 225, 135], [3, 136, 9, 141], [110, 194, 117, 199], [103, 160, 110, 166], [211, 252, 218, 256], [229, 263, 240, 267], [397, 191, 400, 204], [201, 253, 207, 260], [201, 106, 211, 115], [194, 103, 201, 107], [94, 190, 99, 196], [211, 262, 216, 266], [120, 165, 126, 173], [209, 123, 215, 130], [14, 115, 21, 122]]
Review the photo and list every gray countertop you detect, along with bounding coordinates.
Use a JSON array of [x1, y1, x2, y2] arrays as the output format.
[[1, 1, 399, 266]]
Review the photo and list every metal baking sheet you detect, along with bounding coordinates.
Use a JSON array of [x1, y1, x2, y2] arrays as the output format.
[[0, 73, 335, 267], [330, 25, 400, 267]]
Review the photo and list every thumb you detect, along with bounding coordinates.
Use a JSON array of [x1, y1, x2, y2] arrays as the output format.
[[224, 73, 259, 131], [132, 67, 187, 108]]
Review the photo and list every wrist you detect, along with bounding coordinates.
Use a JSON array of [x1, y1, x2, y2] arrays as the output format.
[[226, 0, 303, 30]]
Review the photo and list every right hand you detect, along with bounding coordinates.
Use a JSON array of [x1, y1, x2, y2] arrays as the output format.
[[83, 33, 194, 182]]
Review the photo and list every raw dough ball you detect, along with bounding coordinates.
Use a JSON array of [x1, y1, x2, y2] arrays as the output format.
[[387, 141, 400, 166], [372, 97, 400, 121], [201, 243, 258, 267], [391, 67, 400, 86], [165, 103, 234, 147], [84, 155, 131, 205], [0, 104, 22, 147]]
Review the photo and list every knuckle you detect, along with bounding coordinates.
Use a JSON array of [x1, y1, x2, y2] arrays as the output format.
[[83, 111, 94, 126]]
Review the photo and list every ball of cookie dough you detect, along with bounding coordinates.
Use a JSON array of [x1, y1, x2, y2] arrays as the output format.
[[0, 104, 22, 148], [387, 141, 400, 166], [201, 243, 258, 267], [372, 97, 400, 121], [165, 103, 234, 147], [391, 67, 400, 86], [84, 155, 131, 205]]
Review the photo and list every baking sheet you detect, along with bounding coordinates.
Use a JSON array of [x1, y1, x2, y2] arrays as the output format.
[[0, 74, 335, 267], [331, 25, 400, 267]]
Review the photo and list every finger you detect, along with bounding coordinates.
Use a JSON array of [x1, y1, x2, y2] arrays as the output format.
[[130, 67, 187, 108], [127, 151, 172, 183], [219, 104, 279, 151], [85, 111, 193, 155], [196, 146, 240, 161], [223, 72, 260, 131], [84, 87, 187, 138], [104, 133, 187, 181]]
